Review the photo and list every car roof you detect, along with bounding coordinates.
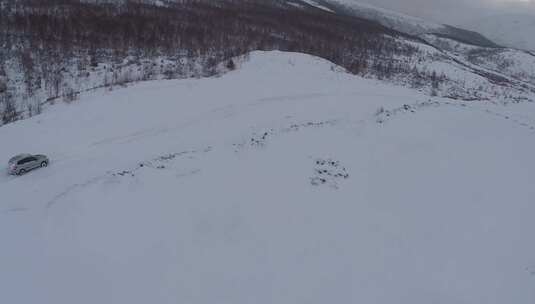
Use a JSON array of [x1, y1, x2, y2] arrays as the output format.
[[8, 154, 32, 163]]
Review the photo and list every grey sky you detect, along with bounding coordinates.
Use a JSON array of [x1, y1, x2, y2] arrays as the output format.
[[357, 0, 535, 25]]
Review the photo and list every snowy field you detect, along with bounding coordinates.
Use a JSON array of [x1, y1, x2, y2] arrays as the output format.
[[1, 51, 534, 304]]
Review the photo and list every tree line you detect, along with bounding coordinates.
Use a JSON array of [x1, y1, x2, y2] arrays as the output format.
[[0, 0, 421, 124]]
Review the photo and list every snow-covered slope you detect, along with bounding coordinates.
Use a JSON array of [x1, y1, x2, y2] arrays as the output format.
[[1, 51, 535, 304], [466, 14, 535, 51], [297, 0, 335, 12], [423, 34, 535, 87]]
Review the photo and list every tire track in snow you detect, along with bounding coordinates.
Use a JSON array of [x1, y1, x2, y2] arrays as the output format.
[[3, 207, 29, 214], [45, 93, 338, 210], [45, 93, 338, 209], [89, 93, 333, 148], [47, 116, 343, 208], [46, 175, 107, 209], [45, 96, 535, 210], [45, 147, 213, 210]]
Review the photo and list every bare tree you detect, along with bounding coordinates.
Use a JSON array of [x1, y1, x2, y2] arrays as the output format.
[[2, 96, 18, 124]]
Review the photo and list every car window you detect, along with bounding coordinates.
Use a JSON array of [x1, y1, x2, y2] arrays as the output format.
[[18, 157, 33, 164]]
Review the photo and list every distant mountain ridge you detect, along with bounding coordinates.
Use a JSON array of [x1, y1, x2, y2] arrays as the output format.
[[298, 0, 499, 48], [74, 0, 527, 51], [466, 13, 535, 51]]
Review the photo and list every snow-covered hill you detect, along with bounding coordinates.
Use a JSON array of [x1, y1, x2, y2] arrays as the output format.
[[1, 51, 535, 304], [466, 14, 535, 51]]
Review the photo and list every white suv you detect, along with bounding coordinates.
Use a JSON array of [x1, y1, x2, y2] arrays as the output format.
[[8, 154, 49, 175]]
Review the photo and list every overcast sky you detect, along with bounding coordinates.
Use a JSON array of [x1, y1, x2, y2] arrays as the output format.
[[358, 0, 535, 25]]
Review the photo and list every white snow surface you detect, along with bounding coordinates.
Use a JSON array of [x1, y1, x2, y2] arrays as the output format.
[[1, 51, 535, 304]]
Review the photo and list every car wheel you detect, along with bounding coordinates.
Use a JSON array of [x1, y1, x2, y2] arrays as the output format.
[[18, 169, 26, 175], [41, 162, 48, 168]]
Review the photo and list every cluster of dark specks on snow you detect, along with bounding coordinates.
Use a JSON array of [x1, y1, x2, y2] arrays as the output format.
[[110, 147, 212, 178], [248, 130, 273, 148], [375, 100, 445, 124], [483, 108, 535, 131], [234, 120, 338, 151], [114, 170, 135, 177], [375, 99, 535, 131], [310, 158, 349, 189]]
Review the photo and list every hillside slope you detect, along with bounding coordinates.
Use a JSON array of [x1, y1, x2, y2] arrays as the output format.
[[422, 34, 535, 88], [4, 0, 535, 124], [1, 51, 535, 304], [1, 0, 533, 127], [0, 0, 415, 124]]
